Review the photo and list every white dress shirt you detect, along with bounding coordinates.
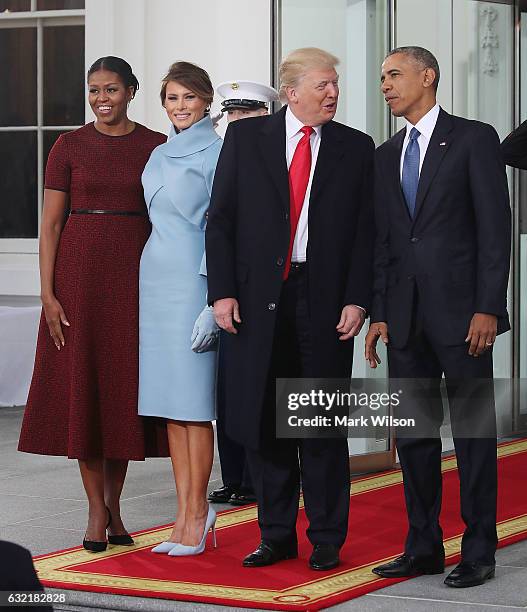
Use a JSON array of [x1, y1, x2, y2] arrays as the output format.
[[400, 103, 440, 179], [285, 106, 322, 263], [284, 107, 365, 315]]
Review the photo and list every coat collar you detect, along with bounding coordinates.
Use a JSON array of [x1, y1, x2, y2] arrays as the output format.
[[258, 106, 289, 211], [161, 115, 220, 158], [387, 127, 410, 221]]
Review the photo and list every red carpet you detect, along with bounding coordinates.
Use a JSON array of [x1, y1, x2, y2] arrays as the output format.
[[35, 439, 527, 610]]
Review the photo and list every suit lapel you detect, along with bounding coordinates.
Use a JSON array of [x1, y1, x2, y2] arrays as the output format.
[[388, 128, 410, 221], [413, 108, 454, 221], [256, 110, 347, 212], [310, 120, 345, 203], [257, 106, 289, 212]]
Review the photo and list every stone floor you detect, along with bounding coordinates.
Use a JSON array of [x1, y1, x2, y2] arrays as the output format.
[[1, 405, 526, 611]]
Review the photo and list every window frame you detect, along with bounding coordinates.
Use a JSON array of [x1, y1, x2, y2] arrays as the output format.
[[0, 3, 85, 253]]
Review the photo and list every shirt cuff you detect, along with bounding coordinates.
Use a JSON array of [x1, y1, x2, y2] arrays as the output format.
[[351, 304, 366, 314]]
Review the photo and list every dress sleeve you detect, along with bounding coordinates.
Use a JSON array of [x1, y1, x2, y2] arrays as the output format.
[[44, 134, 71, 192]]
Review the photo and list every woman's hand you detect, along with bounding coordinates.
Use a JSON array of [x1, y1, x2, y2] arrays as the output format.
[[42, 295, 70, 350], [191, 305, 220, 353], [39, 188, 69, 351]]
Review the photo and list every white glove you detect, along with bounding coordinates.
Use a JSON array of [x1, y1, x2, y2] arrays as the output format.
[[210, 111, 224, 128], [191, 306, 220, 353]]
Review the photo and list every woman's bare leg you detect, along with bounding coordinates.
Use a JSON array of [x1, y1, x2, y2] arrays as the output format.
[[104, 459, 129, 535], [78, 459, 107, 541], [180, 421, 214, 546], [167, 420, 191, 542]]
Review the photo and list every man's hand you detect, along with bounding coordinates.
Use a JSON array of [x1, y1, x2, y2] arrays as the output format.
[[336, 305, 365, 341], [465, 313, 497, 357], [213, 298, 241, 334], [365, 322, 388, 368]]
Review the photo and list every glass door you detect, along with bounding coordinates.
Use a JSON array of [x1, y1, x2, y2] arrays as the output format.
[[453, 0, 519, 441]]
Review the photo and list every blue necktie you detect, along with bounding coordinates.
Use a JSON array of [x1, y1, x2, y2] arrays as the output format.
[[401, 127, 420, 218]]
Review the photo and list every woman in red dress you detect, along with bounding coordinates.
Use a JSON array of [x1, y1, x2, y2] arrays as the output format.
[[18, 57, 168, 552]]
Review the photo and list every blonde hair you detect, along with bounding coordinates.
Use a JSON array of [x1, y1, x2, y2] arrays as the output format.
[[278, 47, 339, 103]]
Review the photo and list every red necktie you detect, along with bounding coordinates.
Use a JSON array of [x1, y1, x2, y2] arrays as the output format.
[[284, 125, 314, 280]]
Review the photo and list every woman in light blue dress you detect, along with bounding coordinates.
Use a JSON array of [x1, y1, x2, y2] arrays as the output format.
[[139, 62, 221, 556]]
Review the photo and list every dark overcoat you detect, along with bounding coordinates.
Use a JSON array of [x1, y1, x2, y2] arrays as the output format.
[[206, 106, 375, 450]]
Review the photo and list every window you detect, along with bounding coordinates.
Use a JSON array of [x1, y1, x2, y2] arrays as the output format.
[[0, 0, 84, 251]]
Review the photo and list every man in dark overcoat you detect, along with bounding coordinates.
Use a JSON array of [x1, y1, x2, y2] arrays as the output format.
[[206, 47, 374, 570]]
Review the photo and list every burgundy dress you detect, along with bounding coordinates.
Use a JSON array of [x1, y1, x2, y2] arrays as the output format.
[[18, 123, 169, 460]]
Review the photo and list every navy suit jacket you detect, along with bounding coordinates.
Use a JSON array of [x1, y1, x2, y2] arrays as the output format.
[[371, 108, 511, 348]]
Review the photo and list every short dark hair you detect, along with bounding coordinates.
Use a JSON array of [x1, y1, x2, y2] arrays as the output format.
[[87, 56, 139, 98], [386, 46, 440, 91], [160, 61, 214, 109]]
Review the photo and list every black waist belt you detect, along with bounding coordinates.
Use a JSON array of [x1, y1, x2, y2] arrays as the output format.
[[70, 209, 148, 217]]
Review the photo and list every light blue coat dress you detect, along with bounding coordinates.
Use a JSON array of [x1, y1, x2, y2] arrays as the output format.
[[138, 116, 222, 421]]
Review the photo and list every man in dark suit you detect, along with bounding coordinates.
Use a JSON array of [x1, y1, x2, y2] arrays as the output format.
[[365, 46, 511, 588], [206, 47, 374, 570]]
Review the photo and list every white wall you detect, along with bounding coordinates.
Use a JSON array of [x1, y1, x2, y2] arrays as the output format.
[[0, 254, 40, 297]]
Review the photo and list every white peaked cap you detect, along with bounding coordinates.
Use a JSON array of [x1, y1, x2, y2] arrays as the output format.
[[217, 80, 279, 109]]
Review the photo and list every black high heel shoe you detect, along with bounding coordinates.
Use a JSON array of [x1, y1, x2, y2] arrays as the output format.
[[83, 507, 111, 553], [106, 506, 134, 546], [108, 533, 134, 546]]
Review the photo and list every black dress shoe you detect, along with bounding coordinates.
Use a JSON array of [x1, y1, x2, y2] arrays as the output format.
[[229, 491, 257, 506], [372, 553, 445, 578], [444, 562, 495, 588], [242, 540, 298, 567], [309, 544, 340, 571], [208, 485, 237, 503]]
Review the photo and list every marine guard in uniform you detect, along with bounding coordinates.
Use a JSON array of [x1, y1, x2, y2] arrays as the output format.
[[208, 80, 279, 506]]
